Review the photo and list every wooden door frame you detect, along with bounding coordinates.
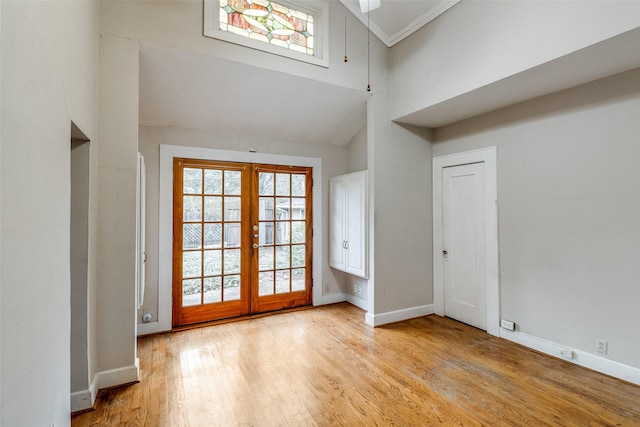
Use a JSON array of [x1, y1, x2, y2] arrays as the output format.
[[432, 147, 500, 337], [141, 145, 323, 335]]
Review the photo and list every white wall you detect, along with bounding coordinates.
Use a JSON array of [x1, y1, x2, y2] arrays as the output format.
[[433, 69, 640, 371], [347, 125, 367, 173], [138, 125, 349, 328], [71, 140, 91, 394], [342, 125, 369, 306], [95, 34, 140, 386], [390, 0, 640, 121], [1, 0, 98, 424], [368, 90, 434, 321]]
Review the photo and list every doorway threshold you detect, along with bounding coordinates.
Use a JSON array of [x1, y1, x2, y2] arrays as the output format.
[[167, 305, 314, 334]]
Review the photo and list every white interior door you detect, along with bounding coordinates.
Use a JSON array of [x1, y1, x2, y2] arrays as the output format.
[[442, 162, 487, 330]]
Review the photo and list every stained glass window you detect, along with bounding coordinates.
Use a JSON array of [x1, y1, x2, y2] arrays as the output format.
[[204, 0, 327, 66], [219, 0, 314, 56]]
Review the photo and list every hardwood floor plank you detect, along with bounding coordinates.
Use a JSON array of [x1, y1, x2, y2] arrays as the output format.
[[72, 303, 640, 426]]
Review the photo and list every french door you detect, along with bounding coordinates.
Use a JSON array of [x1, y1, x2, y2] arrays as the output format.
[[172, 158, 313, 327]]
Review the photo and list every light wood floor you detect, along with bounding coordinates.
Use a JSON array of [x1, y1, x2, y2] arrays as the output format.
[[72, 303, 640, 426]]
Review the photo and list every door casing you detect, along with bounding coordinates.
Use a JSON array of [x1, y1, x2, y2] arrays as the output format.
[[171, 160, 313, 326], [143, 145, 323, 335], [432, 147, 499, 337]]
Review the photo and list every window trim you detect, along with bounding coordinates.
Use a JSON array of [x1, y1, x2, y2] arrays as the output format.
[[203, 0, 330, 67]]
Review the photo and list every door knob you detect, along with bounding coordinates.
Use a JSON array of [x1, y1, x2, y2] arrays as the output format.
[[253, 243, 259, 249], [253, 233, 259, 239]]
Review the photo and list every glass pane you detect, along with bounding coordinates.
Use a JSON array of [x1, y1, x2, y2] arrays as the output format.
[[259, 172, 274, 196], [204, 196, 222, 221], [204, 277, 222, 304], [182, 278, 201, 307], [259, 271, 274, 296], [204, 223, 222, 248], [276, 246, 290, 269], [292, 244, 305, 268], [276, 270, 290, 294], [276, 173, 290, 196], [204, 169, 222, 194], [183, 224, 202, 250], [183, 251, 202, 278], [219, 0, 315, 57], [224, 170, 241, 195], [291, 174, 305, 197], [183, 168, 202, 194], [183, 196, 202, 222], [224, 249, 241, 274], [276, 198, 290, 219], [276, 222, 290, 245], [224, 223, 241, 248], [291, 221, 305, 244], [291, 198, 305, 219], [259, 246, 274, 271], [224, 197, 241, 221], [223, 276, 241, 301], [259, 197, 274, 220], [292, 268, 305, 291], [259, 222, 274, 246], [203, 250, 222, 276]]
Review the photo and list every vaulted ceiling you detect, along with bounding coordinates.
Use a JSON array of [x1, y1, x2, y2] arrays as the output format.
[[139, 42, 367, 146], [138, 1, 461, 145]]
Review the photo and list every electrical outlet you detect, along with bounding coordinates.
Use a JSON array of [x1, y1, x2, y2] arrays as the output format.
[[500, 319, 516, 331], [324, 283, 330, 293], [560, 348, 574, 359], [596, 340, 608, 355]]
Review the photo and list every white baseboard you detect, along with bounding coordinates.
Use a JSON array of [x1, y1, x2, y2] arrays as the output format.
[[316, 292, 348, 306], [365, 304, 434, 327], [345, 293, 368, 310], [94, 358, 141, 391], [500, 329, 640, 386], [70, 377, 98, 413], [137, 320, 162, 336], [71, 359, 139, 413]]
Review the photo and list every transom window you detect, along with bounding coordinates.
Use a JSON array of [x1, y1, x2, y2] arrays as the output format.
[[204, 0, 329, 67], [220, 0, 314, 56]]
